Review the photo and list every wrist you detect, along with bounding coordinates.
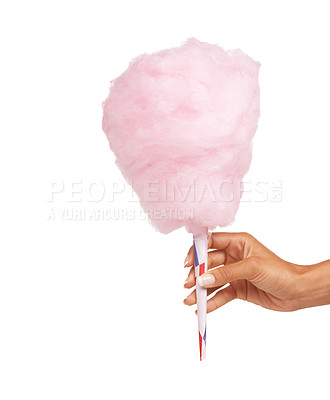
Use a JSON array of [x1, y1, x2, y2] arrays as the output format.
[[297, 260, 330, 309]]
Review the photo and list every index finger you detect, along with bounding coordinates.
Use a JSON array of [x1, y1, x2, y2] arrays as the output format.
[[209, 232, 259, 262], [185, 232, 255, 268], [209, 232, 245, 250], [211, 231, 257, 251]]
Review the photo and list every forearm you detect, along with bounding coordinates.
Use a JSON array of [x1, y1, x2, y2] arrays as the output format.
[[298, 260, 330, 309]]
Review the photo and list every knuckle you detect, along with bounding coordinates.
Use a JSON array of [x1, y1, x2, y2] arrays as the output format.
[[208, 250, 225, 267], [208, 233, 213, 249], [221, 290, 232, 303], [208, 251, 215, 266], [214, 266, 232, 283], [240, 232, 255, 243], [208, 297, 217, 312], [229, 285, 238, 300]]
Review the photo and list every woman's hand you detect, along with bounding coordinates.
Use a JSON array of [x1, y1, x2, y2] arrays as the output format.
[[183, 232, 330, 313]]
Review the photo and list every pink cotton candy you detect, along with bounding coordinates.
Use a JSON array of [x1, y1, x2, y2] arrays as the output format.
[[102, 38, 260, 234]]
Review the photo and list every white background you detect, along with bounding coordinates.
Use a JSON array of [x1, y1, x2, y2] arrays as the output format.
[[1, 1, 330, 399]]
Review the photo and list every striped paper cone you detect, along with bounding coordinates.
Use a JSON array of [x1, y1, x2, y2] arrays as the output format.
[[193, 229, 208, 361]]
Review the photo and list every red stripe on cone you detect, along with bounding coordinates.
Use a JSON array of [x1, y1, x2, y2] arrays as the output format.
[[199, 263, 205, 275]]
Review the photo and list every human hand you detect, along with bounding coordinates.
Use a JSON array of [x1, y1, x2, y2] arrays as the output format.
[[183, 232, 330, 313]]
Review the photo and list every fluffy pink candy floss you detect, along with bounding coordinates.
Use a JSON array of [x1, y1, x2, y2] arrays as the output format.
[[102, 38, 260, 234]]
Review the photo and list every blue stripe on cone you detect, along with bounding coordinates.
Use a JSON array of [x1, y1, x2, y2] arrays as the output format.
[[193, 242, 199, 266]]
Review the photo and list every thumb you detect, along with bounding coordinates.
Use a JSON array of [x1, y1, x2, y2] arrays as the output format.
[[198, 257, 259, 288]]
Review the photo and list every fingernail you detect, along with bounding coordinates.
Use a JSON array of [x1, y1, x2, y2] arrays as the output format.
[[184, 255, 189, 267], [198, 274, 215, 287], [183, 279, 189, 287]]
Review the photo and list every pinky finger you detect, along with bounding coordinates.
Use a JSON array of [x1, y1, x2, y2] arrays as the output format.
[[206, 285, 237, 313]]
